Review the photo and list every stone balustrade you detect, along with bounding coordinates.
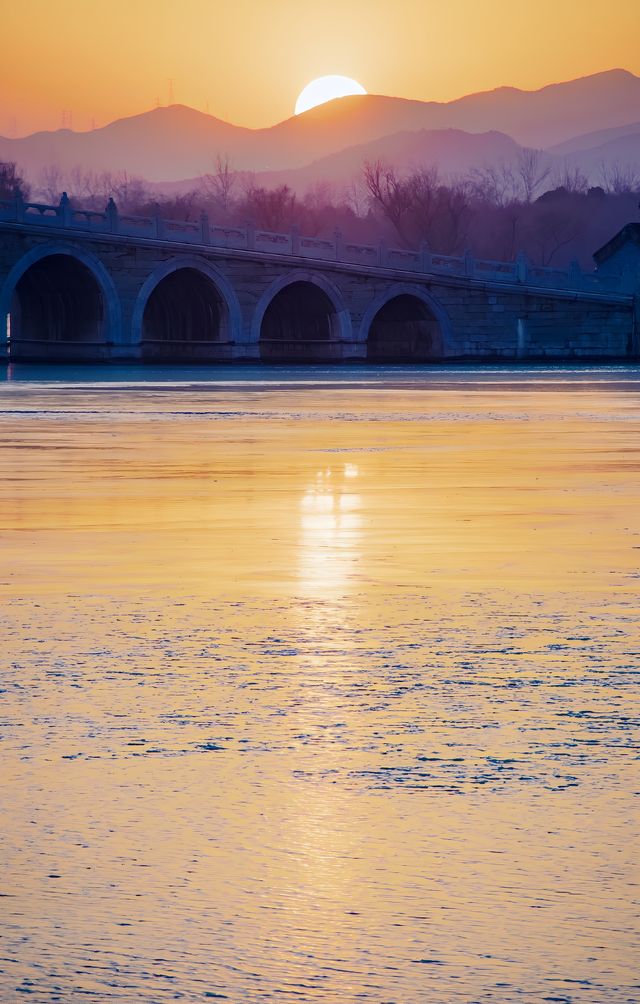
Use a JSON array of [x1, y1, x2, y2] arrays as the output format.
[[0, 192, 626, 295]]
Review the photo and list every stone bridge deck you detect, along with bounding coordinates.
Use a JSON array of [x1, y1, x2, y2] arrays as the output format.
[[0, 195, 637, 363]]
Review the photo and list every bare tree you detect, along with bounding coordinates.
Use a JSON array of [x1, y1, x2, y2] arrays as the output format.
[[48, 166, 149, 211], [405, 166, 441, 235], [550, 160, 589, 195], [38, 164, 64, 203], [598, 160, 640, 195], [0, 161, 29, 200], [517, 148, 551, 204], [467, 163, 519, 207], [435, 177, 472, 253], [342, 178, 369, 218], [202, 154, 237, 212], [64, 165, 115, 207], [303, 179, 336, 211], [109, 171, 149, 211], [299, 180, 338, 235], [133, 190, 201, 220], [364, 160, 471, 251], [237, 184, 297, 231], [363, 159, 416, 245]]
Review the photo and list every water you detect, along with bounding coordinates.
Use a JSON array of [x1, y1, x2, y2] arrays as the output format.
[[1, 366, 639, 1002], [3, 361, 640, 386]]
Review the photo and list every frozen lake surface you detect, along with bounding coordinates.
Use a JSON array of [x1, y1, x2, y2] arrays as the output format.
[[1, 366, 639, 1002]]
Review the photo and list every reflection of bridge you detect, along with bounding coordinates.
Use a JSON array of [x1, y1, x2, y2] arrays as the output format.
[[0, 193, 637, 363]]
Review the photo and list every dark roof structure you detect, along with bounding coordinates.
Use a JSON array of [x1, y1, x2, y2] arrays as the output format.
[[593, 222, 640, 266]]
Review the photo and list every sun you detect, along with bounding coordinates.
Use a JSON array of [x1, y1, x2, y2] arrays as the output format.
[[295, 75, 367, 115]]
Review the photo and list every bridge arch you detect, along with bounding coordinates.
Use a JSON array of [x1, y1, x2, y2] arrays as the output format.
[[252, 271, 352, 362], [0, 242, 121, 361], [131, 257, 242, 362], [359, 284, 453, 362]]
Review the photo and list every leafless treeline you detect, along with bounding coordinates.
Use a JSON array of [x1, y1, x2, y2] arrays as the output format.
[[3, 151, 639, 267]]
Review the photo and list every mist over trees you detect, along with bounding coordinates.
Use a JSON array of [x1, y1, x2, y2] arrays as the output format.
[[7, 150, 640, 268]]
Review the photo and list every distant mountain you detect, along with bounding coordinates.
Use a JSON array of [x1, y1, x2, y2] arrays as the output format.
[[152, 124, 640, 200], [563, 132, 640, 181], [0, 106, 257, 183], [1, 68, 639, 184], [434, 69, 640, 147], [174, 129, 526, 196], [550, 120, 640, 156]]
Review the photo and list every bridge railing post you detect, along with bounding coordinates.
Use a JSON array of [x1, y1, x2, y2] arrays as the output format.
[[153, 204, 165, 239], [464, 248, 475, 277], [291, 223, 300, 256], [246, 222, 255, 251], [568, 258, 582, 288], [378, 240, 387, 268], [13, 187, 25, 223], [58, 192, 72, 227], [200, 210, 210, 244], [334, 228, 343, 261], [516, 250, 528, 283], [421, 241, 432, 273], [106, 197, 118, 234]]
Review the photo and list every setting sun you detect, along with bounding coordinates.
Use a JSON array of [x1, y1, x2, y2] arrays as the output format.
[[294, 75, 367, 115]]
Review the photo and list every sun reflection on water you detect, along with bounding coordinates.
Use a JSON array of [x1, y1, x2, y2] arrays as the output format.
[[298, 463, 362, 594]]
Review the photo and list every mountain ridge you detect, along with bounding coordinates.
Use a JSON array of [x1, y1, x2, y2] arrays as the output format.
[[146, 127, 640, 199], [1, 68, 639, 184]]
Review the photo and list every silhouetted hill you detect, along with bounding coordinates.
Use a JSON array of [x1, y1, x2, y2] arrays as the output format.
[[1, 69, 639, 183], [549, 121, 640, 156], [144, 128, 525, 197], [152, 125, 640, 199], [563, 132, 640, 180], [0, 106, 258, 182], [436, 69, 640, 147], [213, 129, 525, 195]]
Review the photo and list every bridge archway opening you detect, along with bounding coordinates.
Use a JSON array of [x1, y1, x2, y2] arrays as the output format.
[[259, 281, 342, 362], [141, 267, 228, 362], [9, 253, 106, 361], [367, 294, 443, 362]]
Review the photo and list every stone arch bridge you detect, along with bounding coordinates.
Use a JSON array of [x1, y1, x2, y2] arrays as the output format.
[[0, 195, 637, 363]]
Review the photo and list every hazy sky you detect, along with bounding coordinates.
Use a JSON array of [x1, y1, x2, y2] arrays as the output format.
[[3, 0, 639, 135]]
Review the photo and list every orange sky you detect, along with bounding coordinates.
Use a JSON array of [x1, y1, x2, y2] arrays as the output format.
[[3, 0, 639, 136]]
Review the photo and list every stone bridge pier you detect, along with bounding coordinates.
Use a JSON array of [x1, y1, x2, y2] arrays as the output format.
[[0, 208, 637, 363]]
